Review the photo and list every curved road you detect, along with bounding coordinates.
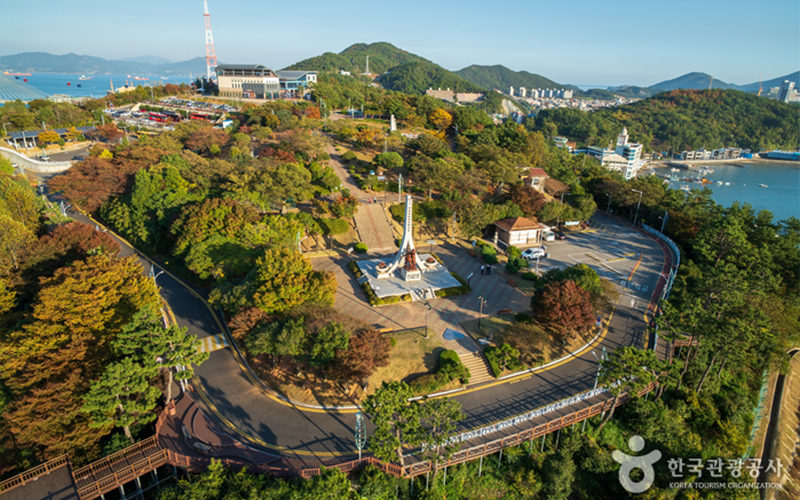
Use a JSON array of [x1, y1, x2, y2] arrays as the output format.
[[37, 167, 672, 467]]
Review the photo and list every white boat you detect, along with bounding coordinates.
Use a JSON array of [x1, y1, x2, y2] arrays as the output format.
[[716, 181, 724, 185], [758, 184, 768, 188], [680, 185, 692, 192], [78, 75, 93, 80], [670, 167, 680, 172], [724, 182, 731, 186]]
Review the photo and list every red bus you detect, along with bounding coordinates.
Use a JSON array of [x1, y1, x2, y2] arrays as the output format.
[[189, 113, 208, 121], [148, 112, 167, 122]]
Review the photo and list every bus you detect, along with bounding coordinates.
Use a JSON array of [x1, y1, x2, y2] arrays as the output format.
[[189, 113, 209, 121], [148, 112, 167, 122]]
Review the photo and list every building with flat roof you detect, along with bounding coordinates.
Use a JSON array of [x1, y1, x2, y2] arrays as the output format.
[[778, 80, 795, 103], [582, 128, 643, 180], [275, 70, 317, 93], [216, 64, 280, 99]]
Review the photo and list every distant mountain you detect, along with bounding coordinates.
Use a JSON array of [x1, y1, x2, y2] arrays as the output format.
[[604, 86, 661, 99], [119, 55, 172, 66], [284, 42, 432, 75], [455, 64, 569, 92], [650, 72, 735, 90], [0, 52, 205, 75], [379, 61, 484, 95], [736, 71, 800, 93]]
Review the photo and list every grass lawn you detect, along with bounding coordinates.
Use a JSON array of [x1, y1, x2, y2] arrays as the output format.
[[366, 328, 447, 396], [464, 314, 597, 375], [248, 327, 449, 406], [462, 314, 517, 341]]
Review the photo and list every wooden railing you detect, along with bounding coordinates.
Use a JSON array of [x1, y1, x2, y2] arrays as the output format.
[[75, 451, 168, 500], [0, 454, 71, 494]]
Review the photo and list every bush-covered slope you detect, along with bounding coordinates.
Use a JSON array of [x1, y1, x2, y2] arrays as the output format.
[[379, 61, 484, 95], [283, 42, 432, 75]]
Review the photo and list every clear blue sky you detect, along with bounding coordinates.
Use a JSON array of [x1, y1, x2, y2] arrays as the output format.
[[2, 0, 798, 86]]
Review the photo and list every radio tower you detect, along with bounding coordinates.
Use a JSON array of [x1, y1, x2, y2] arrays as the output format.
[[203, 0, 218, 82]]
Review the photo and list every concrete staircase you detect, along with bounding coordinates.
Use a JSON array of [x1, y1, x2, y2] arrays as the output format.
[[459, 351, 496, 385]]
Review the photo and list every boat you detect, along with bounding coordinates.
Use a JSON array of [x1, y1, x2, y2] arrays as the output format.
[[670, 167, 680, 172], [78, 75, 93, 80], [66, 82, 71, 86], [758, 184, 768, 188], [133, 76, 149, 81], [716, 181, 724, 185], [161, 76, 169, 80], [724, 182, 731, 186], [680, 185, 692, 192]]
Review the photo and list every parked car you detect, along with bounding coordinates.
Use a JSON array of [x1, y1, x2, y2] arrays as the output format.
[[521, 247, 547, 260], [554, 232, 567, 240]]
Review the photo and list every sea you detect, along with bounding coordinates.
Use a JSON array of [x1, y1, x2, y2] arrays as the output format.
[[3, 73, 194, 100], [652, 163, 800, 222]]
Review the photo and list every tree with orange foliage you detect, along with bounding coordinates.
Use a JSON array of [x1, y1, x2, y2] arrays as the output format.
[[428, 108, 453, 131], [534, 279, 595, 340], [96, 123, 124, 143]]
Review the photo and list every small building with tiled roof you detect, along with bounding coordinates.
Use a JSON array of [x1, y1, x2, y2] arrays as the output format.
[[493, 216, 544, 248], [521, 167, 549, 192]]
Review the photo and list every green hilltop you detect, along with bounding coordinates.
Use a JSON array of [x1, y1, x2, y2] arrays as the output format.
[[379, 61, 484, 95], [283, 42, 432, 75], [454, 64, 569, 92]]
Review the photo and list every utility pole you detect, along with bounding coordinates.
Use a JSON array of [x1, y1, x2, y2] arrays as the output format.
[[398, 174, 403, 203], [478, 294, 486, 329], [631, 189, 643, 226]]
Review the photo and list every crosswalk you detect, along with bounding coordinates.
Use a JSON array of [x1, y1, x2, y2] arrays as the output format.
[[197, 333, 229, 353]]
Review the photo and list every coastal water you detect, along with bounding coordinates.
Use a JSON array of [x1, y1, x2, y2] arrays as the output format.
[[654, 163, 800, 222], [6, 73, 193, 99]]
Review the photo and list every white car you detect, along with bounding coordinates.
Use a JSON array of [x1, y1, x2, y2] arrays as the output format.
[[521, 247, 547, 260]]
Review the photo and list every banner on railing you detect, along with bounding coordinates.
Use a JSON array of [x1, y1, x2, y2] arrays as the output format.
[[448, 387, 608, 445]]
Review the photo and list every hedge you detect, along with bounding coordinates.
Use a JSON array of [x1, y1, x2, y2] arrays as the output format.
[[484, 344, 524, 378], [349, 260, 412, 307], [439, 349, 470, 384], [435, 272, 471, 298], [481, 245, 498, 264], [521, 272, 538, 281], [409, 373, 451, 395], [341, 151, 357, 162], [354, 243, 368, 253]]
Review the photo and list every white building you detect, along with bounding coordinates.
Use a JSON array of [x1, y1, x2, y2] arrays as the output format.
[[217, 64, 280, 99], [585, 127, 644, 180]]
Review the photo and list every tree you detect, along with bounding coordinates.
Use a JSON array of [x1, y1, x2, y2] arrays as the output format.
[[453, 197, 495, 241], [409, 155, 464, 200], [82, 357, 161, 441], [411, 133, 449, 157], [0, 175, 41, 231], [362, 381, 421, 466], [96, 123, 124, 142], [509, 184, 547, 218], [354, 128, 383, 149], [428, 108, 453, 131], [597, 347, 658, 432], [113, 306, 208, 402], [308, 322, 350, 369], [418, 397, 463, 468], [333, 329, 392, 383], [0, 214, 34, 272], [37, 130, 60, 145], [534, 280, 595, 339], [374, 152, 404, 171], [22, 222, 119, 281], [185, 125, 229, 155]]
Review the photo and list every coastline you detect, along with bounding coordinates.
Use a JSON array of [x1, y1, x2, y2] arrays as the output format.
[[644, 158, 800, 170]]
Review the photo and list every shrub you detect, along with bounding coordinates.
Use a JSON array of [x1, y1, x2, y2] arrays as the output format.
[[390, 337, 397, 347], [438, 350, 470, 384], [521, 272, 538, 281], [507, 245, 522, 259], [505, 262, 520, 274], [515, 313, 533, 323], [481, 244, 498, 264], [409, 373, 450, 395], [354, 243, 368, 253], [341, 151, 357, 162], [318, 218, 350, 235], [484, 343, 523, 377], [483, 253, 498, 265]]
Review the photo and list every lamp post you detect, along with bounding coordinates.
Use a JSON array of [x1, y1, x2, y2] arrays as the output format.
[[658, 210, 668, 238], [477, 294, 486, 329], [583, 347, 607, 433], [424, 301, 432, 339], [606, 193, 612, 213], [631, 189, 643, 226], [149, 264, 165, 284], [398, 174, 403, 203], [557, 192, 570, 230]]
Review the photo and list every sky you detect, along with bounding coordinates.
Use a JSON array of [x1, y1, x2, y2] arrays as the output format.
[[2, 0, 798, 87]]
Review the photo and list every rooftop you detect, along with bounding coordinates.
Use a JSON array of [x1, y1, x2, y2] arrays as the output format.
[[494, 217, 543, 232], [527, 168, 549, 178]]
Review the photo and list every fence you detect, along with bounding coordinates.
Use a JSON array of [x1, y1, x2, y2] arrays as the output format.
[[641, 223, 680, 300], [0, 454, 71, 494], [0, 146, 73, 173]]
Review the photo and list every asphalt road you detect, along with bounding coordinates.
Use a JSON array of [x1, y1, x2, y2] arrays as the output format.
[[40, 172, 672, 466]]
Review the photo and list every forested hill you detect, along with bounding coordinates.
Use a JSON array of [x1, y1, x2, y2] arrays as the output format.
[[283, 42, 432, 75], [379, 62, 484, 95], [650, 72, 735, 91], [532, 89, 800, 152], [455, 64, 570, 92]]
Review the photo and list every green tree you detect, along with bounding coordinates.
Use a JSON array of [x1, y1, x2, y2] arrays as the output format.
[[113, 306, 208, 402], [419, 397, 463, 467], [362, 381, 421, 466], [597, 347, 658, 432], [82, 357, 161, 441], [0, 214, 34, 272], [251, 247, 336, 315]]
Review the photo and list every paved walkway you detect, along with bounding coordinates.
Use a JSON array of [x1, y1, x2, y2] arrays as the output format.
[[325, 141, 397, 252]]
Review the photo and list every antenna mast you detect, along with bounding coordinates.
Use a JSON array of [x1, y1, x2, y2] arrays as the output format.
[[203, 0, 218, 82]]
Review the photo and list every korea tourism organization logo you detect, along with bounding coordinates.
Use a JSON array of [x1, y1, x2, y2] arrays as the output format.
[[612, 435, 661, 493], [612, 435, 785, 493]]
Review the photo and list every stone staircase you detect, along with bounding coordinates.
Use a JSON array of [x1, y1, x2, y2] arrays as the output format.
[[459, 351, 496, 385]]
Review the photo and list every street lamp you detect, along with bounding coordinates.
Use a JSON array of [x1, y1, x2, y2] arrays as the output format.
[[557, 192, 570, 229], [149, 264, 165, 284], [583, 346, 607, 433], [424, 301, 432, 339], [631, 189, 643, 226], [658, 209, 668, 238], [606, 193, 612, 213]]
